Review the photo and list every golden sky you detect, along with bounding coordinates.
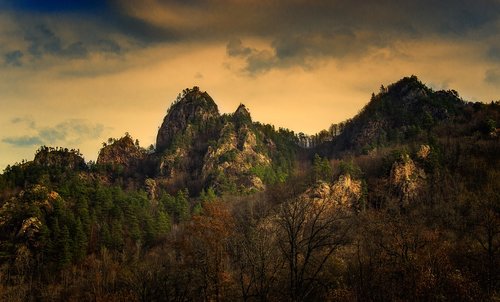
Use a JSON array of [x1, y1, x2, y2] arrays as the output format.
[[0, 0, 499, 168]]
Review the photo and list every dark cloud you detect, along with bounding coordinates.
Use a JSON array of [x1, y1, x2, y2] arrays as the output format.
[[227, 33, 368, 74], [487, 46, 500, 62], [97, 39, 122, 54], [61, 42, 88, 58], [4, 50, 24, 66], [226, 39, 253, 57], [112, 0, 499, 41], [2, 119, 105, 148], [220, 0, 500, 74], [24, 25, 88, 59], [2, 0, 500, 74], [226, 39, 277, 74]]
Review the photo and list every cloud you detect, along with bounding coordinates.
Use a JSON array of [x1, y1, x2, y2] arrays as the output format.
[[113, 0, 499, 42], [10, 116, 36, 128], [226, 39, 278, 74], [1, 0, 498, 75], [2, 136, 43, 147], [2, 119, 105, 148], [97, 39, 122, 54], [485, 68, 500, 85], [25, 24, 88, 59], [4, 50, 23, 66], [226, 39, 253, 57], [487, 45, 500, 62]]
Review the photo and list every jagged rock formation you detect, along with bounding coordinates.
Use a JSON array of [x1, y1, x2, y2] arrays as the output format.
[[389, 153, 426, 207], [154, 87, 294, 194], [97, 135, 146, 176], [302, 174, 363, 210], [34, 147, 86, 170], [201, 104, 271, 193], [156, 86, 220, 153], [0, 185, 61, 247]]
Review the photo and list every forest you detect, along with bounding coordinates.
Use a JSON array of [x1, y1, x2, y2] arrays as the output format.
[[0, 77, 499, 301]]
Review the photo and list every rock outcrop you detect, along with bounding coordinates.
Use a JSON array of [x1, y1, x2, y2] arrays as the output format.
[[156, 87, 220, 153], [302, 174, 363, 210], [97, 135, 146, 176], [390, 154, 426, 207], [202, 121, 271, 194], [34, 146, 86, 170], [153, 87, 285, 194]]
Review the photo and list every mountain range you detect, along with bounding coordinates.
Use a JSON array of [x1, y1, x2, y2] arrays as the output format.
[[0, 76, 498, 301]]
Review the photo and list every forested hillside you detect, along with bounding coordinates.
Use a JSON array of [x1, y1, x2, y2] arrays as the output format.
[[0, 77, 499, 301]]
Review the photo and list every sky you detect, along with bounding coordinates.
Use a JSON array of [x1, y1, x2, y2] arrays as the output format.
[[0, 0, 499, 169]]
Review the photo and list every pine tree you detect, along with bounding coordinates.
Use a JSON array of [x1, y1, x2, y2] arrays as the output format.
[[58, 225, 72, 268], [110, 219, 124, 251], [156, 210, 171, 238], [72, 218, 87, 262], [175, 188, 190, 222], [312, 154, 332, 182]]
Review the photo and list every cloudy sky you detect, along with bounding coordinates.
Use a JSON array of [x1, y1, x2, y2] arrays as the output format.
[[0, 0, 499, 168]]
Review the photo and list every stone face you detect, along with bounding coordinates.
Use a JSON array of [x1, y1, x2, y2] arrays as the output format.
[[152, 87, 280, 194], [34, 147, 86, 170], [331, 174, 362, 207], [97, 135, 145, 175], [202, 122, 271, 193], [302, 175, 363, 210], [390, 154, 426, 207], [156, 88, 220, 153]]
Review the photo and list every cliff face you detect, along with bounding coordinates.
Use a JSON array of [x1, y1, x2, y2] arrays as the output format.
[[97, 135, 146, 177], [389, 153, 426, 207], [302, 174, 363, 211], [153, 87, 289, 194], [0, 185, 61, 248], [202, 112, 271, 194], [34, 147, 86, 171], [156, 87, 220, 153]]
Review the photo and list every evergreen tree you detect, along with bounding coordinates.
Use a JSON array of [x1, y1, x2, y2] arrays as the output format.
[[72, 218, 87, 262], [156, 210, 171, 238], [58, 225, 72, 268], [312, 154, 333, 182], [175, 188, 190, 222]]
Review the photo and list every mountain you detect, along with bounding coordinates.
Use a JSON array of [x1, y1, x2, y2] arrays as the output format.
[[0, 76, 498, 301], [324, 76, 466, 154], [92, 86, 298, 195]]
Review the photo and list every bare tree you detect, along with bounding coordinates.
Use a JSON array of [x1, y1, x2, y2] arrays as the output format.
[[276, 197, 351, 301]]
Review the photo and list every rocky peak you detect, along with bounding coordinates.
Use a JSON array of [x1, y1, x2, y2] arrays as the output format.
[[33, 146, 86, 170], [97, 134, 145, 173], [156, 87, 220, 152], [233, 103, 252, 124]]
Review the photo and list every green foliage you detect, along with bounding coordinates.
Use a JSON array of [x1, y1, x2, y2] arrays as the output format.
[[312, 154, 333, 182], [338, 160, 362, 178], [161, 189, 190, 223], [478, 118, 496, 134], [200, 187, 217, 203], [218, 149, 238, 164]]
